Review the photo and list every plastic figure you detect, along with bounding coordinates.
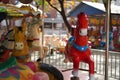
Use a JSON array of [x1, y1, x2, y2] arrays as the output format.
[[12, 19, 29, 63], [0, 45, 49, 80], [64, 12, 95, 80]]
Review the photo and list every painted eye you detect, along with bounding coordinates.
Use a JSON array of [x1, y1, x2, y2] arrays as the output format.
[[79, 30, 82, 34], [21, 44, 23, 47], [15, 44, 17, 47]]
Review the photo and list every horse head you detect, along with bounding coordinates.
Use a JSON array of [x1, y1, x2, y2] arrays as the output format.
[[12, 19, 29, 63], [75, 12, 88, 46], [14, 27, 26, 50], [27, 19, 41, 48], [13, 19, 28, 50]]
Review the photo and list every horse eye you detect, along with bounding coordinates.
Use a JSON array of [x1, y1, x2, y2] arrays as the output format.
[[80, 30, 81, 33]]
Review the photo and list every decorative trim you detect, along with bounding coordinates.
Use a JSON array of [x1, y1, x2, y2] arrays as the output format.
[[73, 42, 88, 51], [0, 56, 17, 73]]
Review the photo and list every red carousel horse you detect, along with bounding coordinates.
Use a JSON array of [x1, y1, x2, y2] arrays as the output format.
[[64, 12, 95, 80]]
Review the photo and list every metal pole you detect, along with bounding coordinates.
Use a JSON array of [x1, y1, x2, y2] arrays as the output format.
[[105, 0, 111, 80], [40, 0, 44, 62], [42, 0, 44, 45], [5, 18, 9, 31]]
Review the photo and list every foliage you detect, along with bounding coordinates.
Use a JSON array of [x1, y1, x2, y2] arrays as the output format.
[[35, 0, 48, 6], [92, 0, 99, 2]]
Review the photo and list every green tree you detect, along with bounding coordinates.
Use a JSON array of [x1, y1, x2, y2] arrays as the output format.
[[35, 0, 50, 11], [92, 0, 99, 2]]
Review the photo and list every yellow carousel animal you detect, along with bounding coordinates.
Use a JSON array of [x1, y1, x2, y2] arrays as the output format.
[[12, 19, 29, 63]]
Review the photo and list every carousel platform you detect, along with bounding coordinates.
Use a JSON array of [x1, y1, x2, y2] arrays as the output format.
[[62, 70, 89, 80], [61, 70, 117, 80]]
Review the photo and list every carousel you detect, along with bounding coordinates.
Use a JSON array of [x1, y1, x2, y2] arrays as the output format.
[[0, 0, 63, 80]]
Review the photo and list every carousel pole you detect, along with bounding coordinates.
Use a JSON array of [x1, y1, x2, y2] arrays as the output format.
[[5, 18, 9, 31], [41, 0, 45, 62], [105, 0, 111, 80]]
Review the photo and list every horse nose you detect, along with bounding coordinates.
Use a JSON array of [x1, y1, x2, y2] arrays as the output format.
[[15, 42, 24, 50]]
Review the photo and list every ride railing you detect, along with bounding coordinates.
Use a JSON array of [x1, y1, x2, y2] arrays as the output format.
[[30, 48, 120, 80], [91, 49, 120, 80]]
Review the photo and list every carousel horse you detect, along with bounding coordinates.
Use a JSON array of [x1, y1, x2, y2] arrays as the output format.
[[27, 19, 41, 48], [64, 12, 95, 80], [0, 45, 49, 80], [27, 18, 46, 60], [12, 24, 30, 63]]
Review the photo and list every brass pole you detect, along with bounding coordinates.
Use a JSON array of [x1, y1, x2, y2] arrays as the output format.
[[40, 0, 45, 62], [42, 0, 44, 46], [105, 0, 111, 80]]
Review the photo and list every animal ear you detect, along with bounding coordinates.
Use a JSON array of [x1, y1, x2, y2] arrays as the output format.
[[22, 19, 27, 33], [13, 26, 18, 33]]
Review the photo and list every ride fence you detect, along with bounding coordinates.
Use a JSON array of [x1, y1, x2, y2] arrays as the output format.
[[30, 49, 120, 80]]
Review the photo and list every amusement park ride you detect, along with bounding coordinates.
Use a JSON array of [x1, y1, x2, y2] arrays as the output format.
[[2, 0, 120, 80], [0, 6, 95, 80], [0, 1, 64, 79]]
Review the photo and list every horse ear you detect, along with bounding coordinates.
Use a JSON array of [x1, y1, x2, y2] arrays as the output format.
[[13, 26, 18, 33], [22, 20, 27, 34]]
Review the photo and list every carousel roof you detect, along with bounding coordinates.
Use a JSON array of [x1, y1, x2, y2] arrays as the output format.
[[15, 2, 42, 14], [68, 1, 120, 17]]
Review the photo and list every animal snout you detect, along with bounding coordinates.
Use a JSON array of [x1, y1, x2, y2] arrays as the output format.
[[79, 29, 87, 36], [15, 42, 24, 50]]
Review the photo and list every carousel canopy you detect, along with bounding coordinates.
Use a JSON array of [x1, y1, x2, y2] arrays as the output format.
[[0, 2, 43, 17], [0, 3, 24, 17], [15, 2, 42, 14], [68, 1, 120, 17]]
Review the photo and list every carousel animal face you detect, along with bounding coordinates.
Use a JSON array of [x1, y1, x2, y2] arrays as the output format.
[[14, 18, 28, 50], [14, 27, 25, 50], [27, 23, 41, 47], [75, 12, 89, 46], [12, 26, 29, 62], [79, 28, 87, 36], [77, 12, 88, 37]]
